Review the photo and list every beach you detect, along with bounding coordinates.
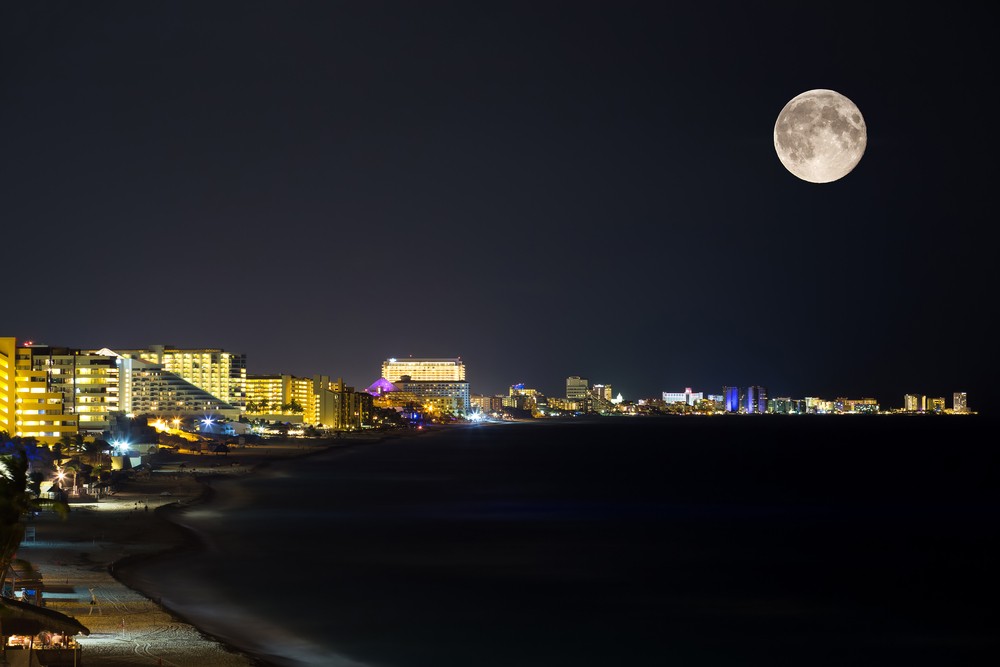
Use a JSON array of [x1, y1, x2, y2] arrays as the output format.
[[17, 436, 384, 667]]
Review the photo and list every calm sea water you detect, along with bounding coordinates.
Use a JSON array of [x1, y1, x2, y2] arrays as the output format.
[[120, 417, 998, 667]]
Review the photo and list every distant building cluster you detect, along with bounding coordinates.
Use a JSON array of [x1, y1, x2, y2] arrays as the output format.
[[472, 377, 973, 420]]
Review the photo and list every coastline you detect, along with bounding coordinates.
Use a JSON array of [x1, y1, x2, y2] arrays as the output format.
[[20, 428, 437, 667]]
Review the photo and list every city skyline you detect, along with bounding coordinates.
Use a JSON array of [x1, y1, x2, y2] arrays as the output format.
[[2, 334, 971, 416], [2, 3, 993, 410]]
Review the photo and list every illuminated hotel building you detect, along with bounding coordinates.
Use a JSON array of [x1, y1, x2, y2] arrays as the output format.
[[953, 392, 968, 413], [663, 388, 703, 405], [0, 337, 79, 444], [470, 394, 503, 413], [378, 358, 469, 415], [504, 383, 542, 411], [112, 345, 246, 410], [904, 394, 925, 412], [246, 374, 367, 429], [768, 397, 806, 414], [927, 397, 946, 413], [17, 344, 118, 435], [566, 376, 589, 400], [0, 338, 11, 436], [547, 396, 583, 411], [105, 351, 241, 419], [393, 379, 470, 415], [591, 384, 613, 401], [381, 358, 465, 383], [835, 397, 880, 414], [246, 374, 314, 418], [314, 377, 371, 430]]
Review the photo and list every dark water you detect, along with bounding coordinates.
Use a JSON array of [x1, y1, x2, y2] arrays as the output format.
[[123, 417, 999, 666]]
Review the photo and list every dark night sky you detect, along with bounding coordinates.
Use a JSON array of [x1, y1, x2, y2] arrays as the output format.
[[2, 2, 994, 408]]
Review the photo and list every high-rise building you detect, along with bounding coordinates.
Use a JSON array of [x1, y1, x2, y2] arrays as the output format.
[[378, 358, 469, 415], [113, 345, 247, 410], [106, 351, 241, 419], [953, 392, 968, 413], [746, 386, 767, 414], [314, 377, 371, 430], [0, 337, 12, 437], [928, 397, 946, 413], [566, 376, 589, 400], [247, 374, 314, 418], [1, 337, 79, 444], [17, 344, 118, 435], [591, 384, 613, 401], [723, 386, 741, 413], [381, 358, 465, 383], [904, 394, 925, 412]]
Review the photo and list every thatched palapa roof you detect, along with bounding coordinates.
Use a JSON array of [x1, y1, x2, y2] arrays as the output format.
[[0, 597, 90, 637]]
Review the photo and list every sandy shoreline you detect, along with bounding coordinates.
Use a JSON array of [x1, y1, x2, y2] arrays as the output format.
[[17, 430, 425, 666]]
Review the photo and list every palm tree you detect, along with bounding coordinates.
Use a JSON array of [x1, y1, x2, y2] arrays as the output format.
[[84, 439, 112, 468], [0, 443, 69, 595]]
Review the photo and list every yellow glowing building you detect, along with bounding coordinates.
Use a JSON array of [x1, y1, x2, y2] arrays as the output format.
[[246, 374, 314, 420], [115, 345, 247, 410], [1, 337, 80, 444], [247, 374, 370, 430], [381, 358, 465, 383], [0, 337, 13, 436]]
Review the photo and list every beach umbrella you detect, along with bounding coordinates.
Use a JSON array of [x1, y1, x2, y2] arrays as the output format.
[[0, 596, 90, 637]]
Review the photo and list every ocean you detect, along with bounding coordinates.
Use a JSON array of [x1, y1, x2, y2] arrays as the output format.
[[119, 416, 998, 667]]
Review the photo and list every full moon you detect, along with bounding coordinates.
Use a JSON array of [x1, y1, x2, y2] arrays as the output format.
[[773, 89, 867, 183]]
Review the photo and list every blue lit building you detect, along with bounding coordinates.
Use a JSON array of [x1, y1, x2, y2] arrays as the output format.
[[746, 385, 767, 414], [723, 386, 741, 413]]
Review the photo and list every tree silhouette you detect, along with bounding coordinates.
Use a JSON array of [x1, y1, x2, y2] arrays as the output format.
[[0, 442, 69, 595]]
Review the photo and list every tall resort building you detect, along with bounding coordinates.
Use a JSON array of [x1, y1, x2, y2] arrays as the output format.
[[746, 386, 768, 414], [904, 394, 926, 412], [378, 357, 469, 415], [17, 343, 118, 435], [723, 386, 742, 413], [246, 374, 370, 429], [566, 376, 589, 400], [246, 374, 314, 419], [113, 345, 247, 411], [953, 392, 968, 413], [1, 337, 88, 444], [103, 350, 241, 420], [381, 358, 465, 383]]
